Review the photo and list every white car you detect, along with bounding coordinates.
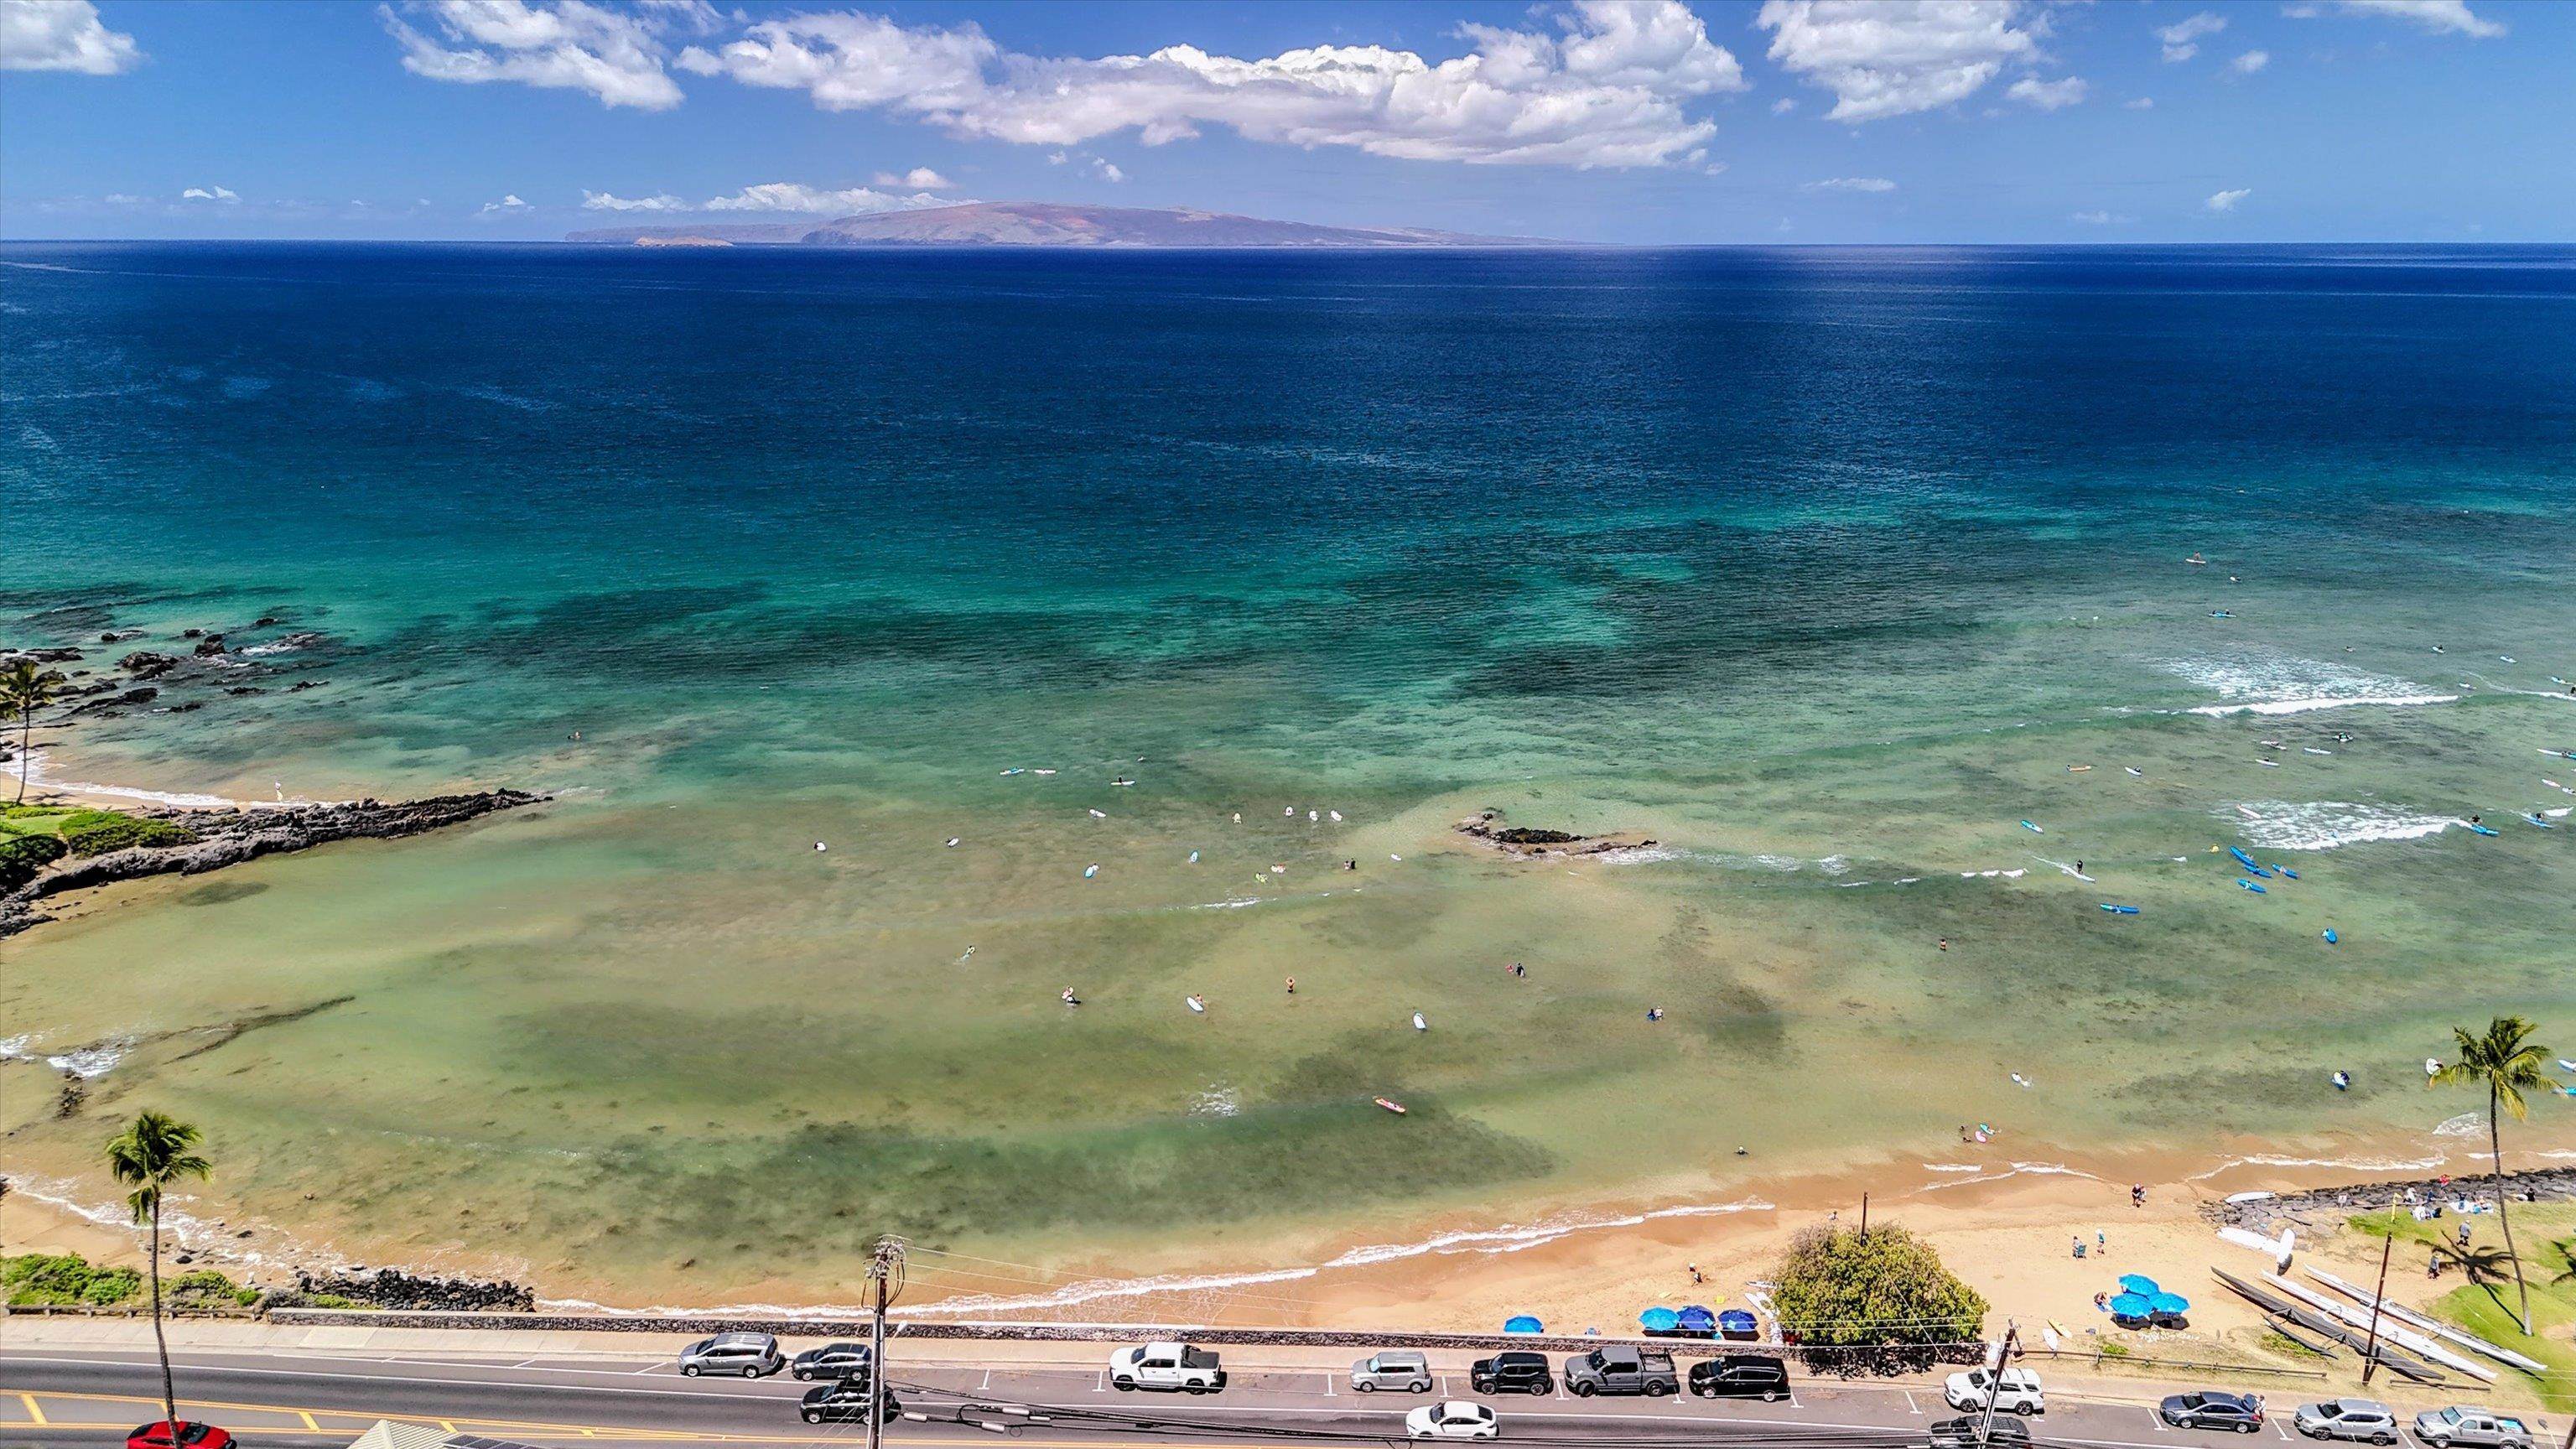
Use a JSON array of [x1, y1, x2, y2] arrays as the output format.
[[1406, 1400, 1499, 1441], [2295, 1400, 2397, 1444], [1944, 1367, 2044, 1415]]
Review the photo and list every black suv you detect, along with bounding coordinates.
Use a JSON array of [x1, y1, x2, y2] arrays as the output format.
[[799, 1384, 904, 1425], [1690, 1355, 1791, 1401], [1469, 1351, 1554, 1395], [791, 1343, 875, 1381], [1929, 1416, 2034, 1449]]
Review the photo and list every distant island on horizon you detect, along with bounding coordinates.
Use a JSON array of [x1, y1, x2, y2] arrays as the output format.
[[565, 199, 1561, 249]]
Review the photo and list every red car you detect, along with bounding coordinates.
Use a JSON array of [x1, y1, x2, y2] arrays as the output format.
[[127, 1422, 233, 1449]]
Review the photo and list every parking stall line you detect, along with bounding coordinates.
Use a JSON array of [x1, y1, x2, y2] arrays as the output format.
[[1908, 1394, 1924, 1416], [2148, 1408, 2174, 1432]]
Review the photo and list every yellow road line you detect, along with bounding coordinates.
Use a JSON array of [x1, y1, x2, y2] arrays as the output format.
[[300, 1409, 323, 1431], [13, 1394, 39, 1426]]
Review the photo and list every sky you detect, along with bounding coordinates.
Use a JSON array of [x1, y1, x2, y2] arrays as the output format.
[[2, 0, 2568, 244]]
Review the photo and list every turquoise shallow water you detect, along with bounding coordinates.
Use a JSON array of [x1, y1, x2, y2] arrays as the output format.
[[3, 243, 2573, 1305]]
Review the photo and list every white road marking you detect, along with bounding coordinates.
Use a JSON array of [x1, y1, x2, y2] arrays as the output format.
[[1908, 1394, 1925, 1416], [2150, 1408, 2174, 1433]]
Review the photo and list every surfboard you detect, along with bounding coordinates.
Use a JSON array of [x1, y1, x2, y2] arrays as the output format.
[[2100, 904, 2139, 915], [2020, 820, 2044, 834], [1375, 1098, 1408, 1115], [2238, 879, 2268, 894], [2468, 823, 2500, 837]]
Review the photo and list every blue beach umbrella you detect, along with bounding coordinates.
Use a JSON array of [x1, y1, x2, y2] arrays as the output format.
[[2116, 1273, 2160, 1295], [1504, 1315, 1544, 1335], [1639, 1306, 1681, 1332], [1718, 1310, 1759, 1337], [2106, 1292, 2153, 1319], [1676, 1306, 1717, 1334], [2148, 1292, 2190, 1316]]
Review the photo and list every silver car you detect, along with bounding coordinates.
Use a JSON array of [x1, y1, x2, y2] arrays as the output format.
[[1351, 1350, 1435, 1394], [679, 1331, 785, 1378], [2295, 1400, 2397, 1444]]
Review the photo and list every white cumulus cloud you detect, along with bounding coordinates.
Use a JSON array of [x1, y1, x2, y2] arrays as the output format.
[[2231, 49, 2270, 73], [1769, 96, 1796, 114], [676, 0, 1746, 168], [701, 181, 947, 214], [2123, 96, 2153, 109], [2007, 74, 2085, 109], [1758, 0, 2043, 123], [2155, 12, 2225, 62], [1804, 175, 1896, 192], [871, 166, 954, 189], [381, 0, 699, 110], [581, 190, 687, 210], [480, 193, 531, 212], [2205, 187, 2251, 212], [0, 0, 142, 72], [179, 185, 241, 202], [1088, 157, 1125, 183], [2314, 0, 2504, 36]]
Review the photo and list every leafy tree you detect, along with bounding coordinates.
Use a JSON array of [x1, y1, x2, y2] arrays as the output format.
[[106, 1112, 212, 1436], [1769, 1223, 1989, 1376], [2428, 1016, 2558, 1335], [3, 660, 65, 805]]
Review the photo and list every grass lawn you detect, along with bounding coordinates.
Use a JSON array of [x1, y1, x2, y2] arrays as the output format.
[[2354, 1203, 2576, 1410]]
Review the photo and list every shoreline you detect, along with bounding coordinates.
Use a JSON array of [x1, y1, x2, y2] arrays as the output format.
[[10, 1109, 2564, 1331]]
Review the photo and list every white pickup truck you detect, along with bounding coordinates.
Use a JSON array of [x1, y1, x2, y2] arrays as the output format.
[[2414, 1408, 2533, 1449], [1109, 1343, 1228, 1394]]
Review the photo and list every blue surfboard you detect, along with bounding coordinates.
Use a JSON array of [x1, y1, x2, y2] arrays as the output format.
[[2237, 878, 2267, 894]]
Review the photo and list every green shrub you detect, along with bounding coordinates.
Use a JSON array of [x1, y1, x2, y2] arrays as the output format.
[[60, 811, 196, 856], [1769, 1224, 1990, 1377], [0, 833, 68, 889], [1, 1252, 143, 1306]]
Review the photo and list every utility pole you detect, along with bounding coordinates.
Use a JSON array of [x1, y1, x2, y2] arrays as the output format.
[[1976, 1322, 2020, 1446], [866, 1236, 906, 1449], [2359, 1226, 2394, 1387], [1859, 1193, 1870, 1238]]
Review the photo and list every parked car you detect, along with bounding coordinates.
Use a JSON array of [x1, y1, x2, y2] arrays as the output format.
[[1689, 1354, 1790, 1401], [1405, 1400, 1500, 1441], [1943, 1367, 2044, 1415], [1109, 1342, 1227, 1393], [127, 1425, 234, 1449], [1352, 1350, 1436, 1393], [1561, 1344, 1677, 1397], [1928, 1415, 2033, 1449], [790, 1342, 875, 1381], [1469, 1350, 1554, 1395], [2162, 1391, 2264, 1433], [798, 1384, 904, 1425], [2415, 1408, 2536, 1449], [2294, 1400, 2397, 1444], [678, 1332, 785, 1378]]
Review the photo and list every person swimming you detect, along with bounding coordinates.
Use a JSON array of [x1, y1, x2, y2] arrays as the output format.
[[1062, 989, 1081, 1006], [2332, 1070, 2351, 1091]]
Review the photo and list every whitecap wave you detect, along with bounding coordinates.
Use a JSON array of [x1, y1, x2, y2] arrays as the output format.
[[2225, 800, 2460, 850], [2168, 655, 2455, 716]]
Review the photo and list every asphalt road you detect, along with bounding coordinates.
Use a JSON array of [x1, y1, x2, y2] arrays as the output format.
[[0, 1344, 2414, 1449]]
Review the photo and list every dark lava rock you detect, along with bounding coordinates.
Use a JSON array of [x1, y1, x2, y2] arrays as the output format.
[[180, 628, 204, 639], [288, 680, 328, 692], [120, 651, 181, 679], [253, 615, 280, 627], [167, 701, 205, 713], [1490, 827, 1581, 845], [101, 629, 146, 643], [2, 647, 82, 665], [193, 634, 228, 657], [294, 1268, 535, 1312], [225, 686, 263, 697]]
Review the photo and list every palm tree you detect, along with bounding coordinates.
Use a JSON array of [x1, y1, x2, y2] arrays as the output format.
[[3, 659, 65, 804], [106, 1112, 212, 1437], [2427, 1016, 2558, 1335]]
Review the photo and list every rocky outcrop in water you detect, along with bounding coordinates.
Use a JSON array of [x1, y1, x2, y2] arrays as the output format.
[[0, 790, 543, 937], [2204, 1167, 2576, 1237], [118, 651, 181, 680], [1454, 812, 1656, 857]]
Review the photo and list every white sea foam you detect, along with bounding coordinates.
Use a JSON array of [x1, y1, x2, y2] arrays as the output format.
[[1186, 1083, 1242, 1119], [2185, 1150, 2449, 1180], [11, 749, 295, 809], [44, 1039, 132, 1078], [2168, 655, 2456, 716], [1960, 868, 2028, 880], [2433, 1112, 2485, 1138], [2225, 800, 2461, 850]]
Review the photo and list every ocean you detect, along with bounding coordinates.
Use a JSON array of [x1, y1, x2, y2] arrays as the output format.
[[4, 242, 2573, 1310]]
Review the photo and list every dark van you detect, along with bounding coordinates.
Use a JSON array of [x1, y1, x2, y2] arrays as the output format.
[[1690, 1355, 1790, 1402]]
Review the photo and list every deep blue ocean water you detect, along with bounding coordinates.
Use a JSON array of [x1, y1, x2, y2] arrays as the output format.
[[4, 243, 2573, 1299]]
